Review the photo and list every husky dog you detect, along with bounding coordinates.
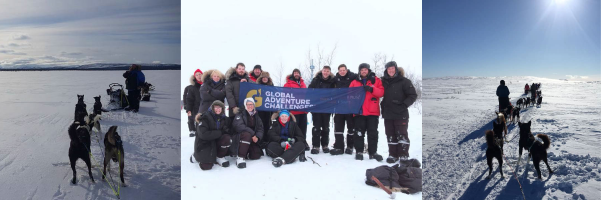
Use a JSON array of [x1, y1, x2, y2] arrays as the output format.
[[524, 97, 531, 108], [516, 98, 523, 109], [485, 130, 504, 179], [537, 96, 543, 107], [518, 121, 553, 179], [85, 114, 102, 133], [530, 96, 536, 106], [494, 112, 508, 138], [75, 95, 88, 123], [103, 126, 125, 186], [68, 121, 94, 184], [511, 107, 521, 123], [93, 95, 108, 115]]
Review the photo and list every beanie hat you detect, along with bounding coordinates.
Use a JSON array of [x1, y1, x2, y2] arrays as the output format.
[[194, 69, 203, 75], [279, 110, 290, 117], [358, 63, 370, 72], [500, 80, 505, 86], [385, 61, 397, 69], [253, 65, 262, 70], [292, 68, 301, 76]]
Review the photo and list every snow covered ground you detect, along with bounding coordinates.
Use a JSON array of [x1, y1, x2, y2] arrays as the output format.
[[181, 101, 422, 199], [422, 76, 600, 200], [0, 71, 181, 199]]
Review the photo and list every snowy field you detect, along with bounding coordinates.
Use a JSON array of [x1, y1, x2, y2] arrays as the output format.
[[0, 71, 181, 199], [181, 103, 422, 199], [422, 76, 600, 200]]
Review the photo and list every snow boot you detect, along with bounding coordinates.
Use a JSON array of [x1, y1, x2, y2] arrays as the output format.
[[355, 152, 363, 160], [386, 156, 399, 164], [236, 156, 246, 169], [272, 157, 284, 168], [329, 148, 344, 155], [305, 146, 310, 151], [369, 153, 383, 162], [310, 147, 319, 154], [322, 147, 330, 154], [189, 155, 195, 163], [345, 148, 353, 155], [299, 152, 307, 162], [189, 130, 195, 137], [217, 157, 229, 168]]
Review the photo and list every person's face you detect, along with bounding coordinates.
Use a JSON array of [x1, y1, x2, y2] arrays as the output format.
[[293, 72, 300, 79], [214, 106, 222, 114], [338, 67, 347, 76], [246, 101, 255, 112], [236, 65, 245, 75], [253, 69, 261, 76], [360, 68, 369, 77], [279, 114, 289, 123], [322, 68, 331, 78], [195, 72, 202, 81], [261, 77, 268, 83], [212, 73, 220, 82], [387, 67, 396, 77]]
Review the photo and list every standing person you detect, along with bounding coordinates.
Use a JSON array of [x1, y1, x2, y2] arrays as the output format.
[[249, 65, 262, 83], [283, 68, 309, 151], [231, 98, 264, 168], [185, 69, 203, 137], [308, 66, 336, 154], [225, 63, 254, 119], [496, 80, 510, 112], [198, 70, 226, 114], [191, 100, 231, 170], [122, 64, 145, 113], [266, 110, 307, 167], [331, 64, 358, 155], [349, 63, 385, 161], [530, 83, 537, 99], [256, 71, 274, 145], [380, 61, 417, 163], [524, 83, 529, 94]]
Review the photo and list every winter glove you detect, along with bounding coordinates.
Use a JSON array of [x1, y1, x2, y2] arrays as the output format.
[[280, 141, 292, 151], [363, 86, 373, 93], [287, 138, 296, 144]]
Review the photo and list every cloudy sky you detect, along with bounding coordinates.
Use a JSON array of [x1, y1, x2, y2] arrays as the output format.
[[423, 0, 600, 81], [182, 0, 422, 88], [0, 0, 180, 68]]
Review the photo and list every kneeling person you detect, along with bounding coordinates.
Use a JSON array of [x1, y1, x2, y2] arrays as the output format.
[[266, 110, 307, 167], [231, 98, 265, 168], [192, 100, 231, 170]]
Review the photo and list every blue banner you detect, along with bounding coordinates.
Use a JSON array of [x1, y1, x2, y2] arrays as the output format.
[[239, 82, 365, 114]]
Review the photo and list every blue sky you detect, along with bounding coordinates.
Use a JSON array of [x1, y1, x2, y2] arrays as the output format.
[[0, 0, 180, 68], [423, 0, 600, 80]]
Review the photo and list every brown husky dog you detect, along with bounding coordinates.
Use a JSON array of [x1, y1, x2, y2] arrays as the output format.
[[103, 126, 125, 185]]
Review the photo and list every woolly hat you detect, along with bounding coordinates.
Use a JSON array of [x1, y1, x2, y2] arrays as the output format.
[[279, 110, 290, 117], [194, 69, 203, 75], [253, 65, 262, 70], [500, 80, 505, 86], [358, 63, 370, 72]]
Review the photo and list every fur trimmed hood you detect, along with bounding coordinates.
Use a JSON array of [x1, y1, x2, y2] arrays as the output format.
[[195, 100, 226, 122], [382, 67, 405, 79], [189, 75, 198, 85], [225, 67, 250, 81], [270, 110, 297, 122], [200, 69, 226, 83], [314, 71, 335, 80], [257, 71, 273, 85]]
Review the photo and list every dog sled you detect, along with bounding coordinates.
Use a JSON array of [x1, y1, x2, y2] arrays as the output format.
[[141, 82, 152, 101], [106, 83, 129, 110]]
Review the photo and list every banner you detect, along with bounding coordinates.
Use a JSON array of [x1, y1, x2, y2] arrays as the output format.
[[239, 82, 365, 114]]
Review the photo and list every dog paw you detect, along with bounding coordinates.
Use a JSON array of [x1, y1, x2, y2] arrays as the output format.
[[71, 178, 77, 184]]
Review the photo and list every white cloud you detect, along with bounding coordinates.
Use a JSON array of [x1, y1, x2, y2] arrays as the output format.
[[152, 61, 161, 64], [12, 35, 31, 40]]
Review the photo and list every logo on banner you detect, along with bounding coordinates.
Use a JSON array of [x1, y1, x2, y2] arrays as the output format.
[[246, 89, 263, 107]]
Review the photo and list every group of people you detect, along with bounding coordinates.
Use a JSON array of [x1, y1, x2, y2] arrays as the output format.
[[184, 61, 417, 170], [497, 80, 542, 112]]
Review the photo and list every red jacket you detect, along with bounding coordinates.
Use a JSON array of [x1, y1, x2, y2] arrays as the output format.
[[283, 75, 308, 115], [349, 72, 384, 116]]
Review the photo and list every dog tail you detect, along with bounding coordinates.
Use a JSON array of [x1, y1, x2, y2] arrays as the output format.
[[485, 130, 496, 147], [537, 134, 551, 149]]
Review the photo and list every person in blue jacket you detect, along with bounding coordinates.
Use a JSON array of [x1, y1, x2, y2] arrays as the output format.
[[496, 80, 510, 112], [123, 64, 145, 112]]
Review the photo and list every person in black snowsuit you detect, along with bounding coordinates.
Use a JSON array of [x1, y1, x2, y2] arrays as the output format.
[[192, 100, 232, 170], [230, 98, 264, 168], [225, 63, 254, 120], [122, 64, 145, 113], [308, 66, 336, 154], [330, 64, 358, 155], [185, 69, 203, 137], [380, 61, 418, 163], [496, 80, 510, 112], [198, 70, 226, 114], [266, 110, 307, 167]]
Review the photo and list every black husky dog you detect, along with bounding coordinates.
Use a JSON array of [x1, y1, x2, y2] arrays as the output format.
[[485, 130, 504, 179], [537, 96, 543, 107], [93, 96, 103, 115], [511, 107, 521, 123], [103, 126, 126, 186], [524, 97, 531, 108], [516, 98, 523, 109], [68, 121, 94, 184], [518, 121, 553, 179], [75, 95, 88, 123]]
